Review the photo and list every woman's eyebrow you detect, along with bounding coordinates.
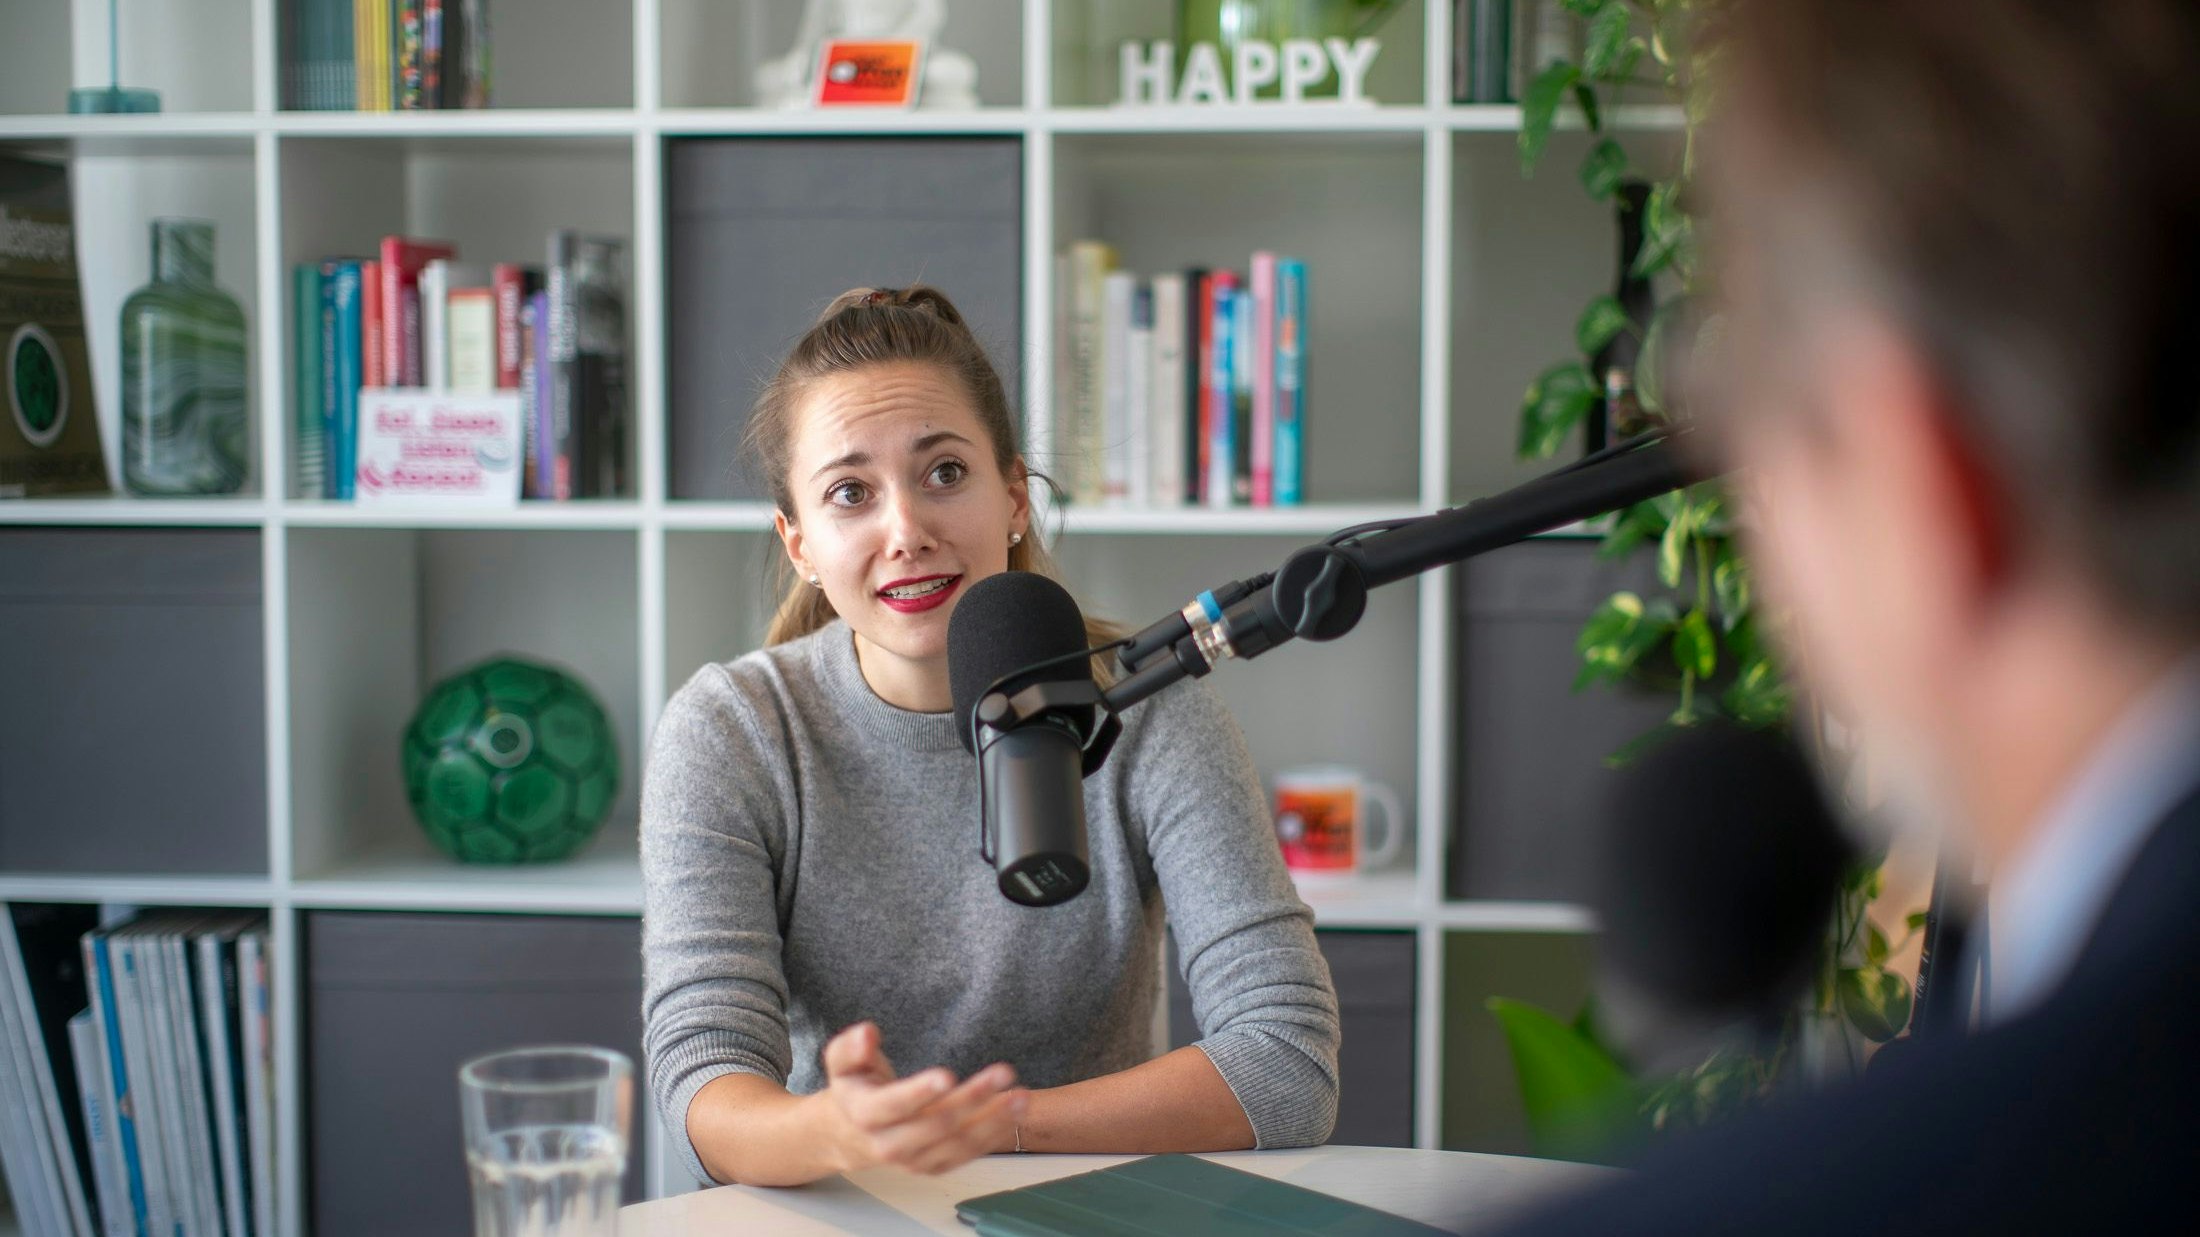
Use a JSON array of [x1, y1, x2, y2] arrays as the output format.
[[807, 433, 973, 483]]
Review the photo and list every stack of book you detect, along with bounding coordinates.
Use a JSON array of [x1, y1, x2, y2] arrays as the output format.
[[287, 0, 492, 111], [0, 904, 275, 1237], [294, 231, 629, 502], [1055, 243, 1309, 511]]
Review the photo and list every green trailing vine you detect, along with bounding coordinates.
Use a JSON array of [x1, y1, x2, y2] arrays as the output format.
[[1490, 0, 1921, 1155]]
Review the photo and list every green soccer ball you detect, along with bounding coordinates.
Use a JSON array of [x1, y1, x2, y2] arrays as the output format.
[[401, 656, 620, 864]]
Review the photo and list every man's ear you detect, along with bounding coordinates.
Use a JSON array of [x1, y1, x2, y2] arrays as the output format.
[[773, 509, 809, 580]]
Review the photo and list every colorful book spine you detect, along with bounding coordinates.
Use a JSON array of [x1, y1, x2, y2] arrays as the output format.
[[423, 0, 445, 106], [80, 936, 148, 1237], [1229, 285, 1254, 504], [1065, 241, 1116, 506], [331, 260, 365, 500], [419, 256, 449, 389], [360, 257, 384, 390], [397, 0, 424, 109], [293, 263, 325, 499], [1275, 257, 1307, 506], [1148, 273, 1187, 508], [66, 1010, 131, 1237], [528, 288, 554, 498], [1205, 270, 1238, 509], [492, 263, 527, 389], [379, 236, 456, 386], [1249, 252, 1278, 507], [1126, 283, 1154, 509], [1183, 269, 1209, 506], [545, 233, 577, 501], [320, 260, 340, 498]]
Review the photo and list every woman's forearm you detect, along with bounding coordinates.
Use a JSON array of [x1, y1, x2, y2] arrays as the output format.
[[1009, 1045, 1257, 1154], [687, 1072, 847, 1187]]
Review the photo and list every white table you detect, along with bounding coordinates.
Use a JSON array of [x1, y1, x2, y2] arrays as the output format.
[[617, 1145, 1616, 1235]]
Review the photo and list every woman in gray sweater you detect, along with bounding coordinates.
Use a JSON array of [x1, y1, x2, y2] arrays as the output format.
[[640, 285, 1340, 1188]]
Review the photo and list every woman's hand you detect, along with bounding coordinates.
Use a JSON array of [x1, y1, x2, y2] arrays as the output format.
[[820, 1021, 1029, 1175]]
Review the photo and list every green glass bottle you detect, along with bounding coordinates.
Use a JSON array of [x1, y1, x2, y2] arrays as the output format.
[[121, 218, 249, 495]]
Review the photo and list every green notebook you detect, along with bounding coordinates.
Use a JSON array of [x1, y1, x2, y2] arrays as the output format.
[[954, 1154, 1456, 1236]]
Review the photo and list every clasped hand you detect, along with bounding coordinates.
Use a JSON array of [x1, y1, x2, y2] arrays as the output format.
[[821, 1021, 1029, 1175]]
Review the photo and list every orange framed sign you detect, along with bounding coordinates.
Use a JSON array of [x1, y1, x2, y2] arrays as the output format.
[[814, 39, 926, 108]]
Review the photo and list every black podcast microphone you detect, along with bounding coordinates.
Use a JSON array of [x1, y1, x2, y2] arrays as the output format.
[[1589, 721, 1854, 1065], [948, 572, 1120, 907]]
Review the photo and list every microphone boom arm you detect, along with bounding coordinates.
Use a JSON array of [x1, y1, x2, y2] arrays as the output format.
[[1101, 430, 1697, 713]]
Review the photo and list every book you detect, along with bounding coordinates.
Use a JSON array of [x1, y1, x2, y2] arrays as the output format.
[[1275, 257, 1308, 506], [491, 263, 536, 390], [397, 0, 424, 109], [421, 258, 492, 391], [379, 236, 456, 386], [0, 934, 68, 1237], [1126, 283, 1154, 509], [292, 263, 326, 500], [548, 233, 630, 499], [1204, 270, 1238, 509], [1249, 252, 1278, 507], [360, 255, 384, 390], [236, 931, 274, 1237], [1229, 283, 1254, 505], [1, 902, 102, 1237], [328, 260, 366, 500], [82, 932, 149, 1237], [1063, 241, 1116, 506], [1099, 270, 1135, 506], [195, 920, 253, 1237], [159, 917, 223, 1236], [447, 284, 496, 392], [1148, 273, 1188, 508], [423, 0, 446, 107], [955, 1153, 1453, 1236], [0, 155, 111, 498], [110, 928, 178, 1237], [68, 1009, 132, 1237], [525, 288, 550, 498], [1182, 269, 1209, 506]]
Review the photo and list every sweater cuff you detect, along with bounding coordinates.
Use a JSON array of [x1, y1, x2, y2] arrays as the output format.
[[1195, 1029, 1339, 1149], [655, 1030, 787, 1188]]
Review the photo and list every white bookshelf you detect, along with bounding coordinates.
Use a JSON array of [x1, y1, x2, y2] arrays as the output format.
[[0, 1, 1672, 1228]]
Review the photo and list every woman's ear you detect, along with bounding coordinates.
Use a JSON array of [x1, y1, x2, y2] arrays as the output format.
[[773, 509, 810, 580], [1007, 460, 1031, 539]]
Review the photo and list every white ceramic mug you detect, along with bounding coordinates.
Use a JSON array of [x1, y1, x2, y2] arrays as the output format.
[[1272, 765, 1404, 876]]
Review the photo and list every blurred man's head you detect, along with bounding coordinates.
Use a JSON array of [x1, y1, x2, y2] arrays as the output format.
[[1702, 0, 2200, 864]]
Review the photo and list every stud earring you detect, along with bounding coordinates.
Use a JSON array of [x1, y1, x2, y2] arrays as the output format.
[[1009, 531, 1024, 547], [808, 573, 821, 587]]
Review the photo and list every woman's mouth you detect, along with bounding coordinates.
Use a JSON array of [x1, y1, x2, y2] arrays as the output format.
[[877, 574, 962, 613]]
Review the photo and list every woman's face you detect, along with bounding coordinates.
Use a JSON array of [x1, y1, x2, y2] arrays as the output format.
[[775, 360, 1030, 668]]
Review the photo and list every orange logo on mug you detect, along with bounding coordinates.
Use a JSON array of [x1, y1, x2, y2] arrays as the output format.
[[1274, 767, 1403, 877]]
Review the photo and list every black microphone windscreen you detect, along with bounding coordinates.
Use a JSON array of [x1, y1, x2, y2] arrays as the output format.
[[948, 571, 1092, 755], [1593, 721, 1852, 1019]]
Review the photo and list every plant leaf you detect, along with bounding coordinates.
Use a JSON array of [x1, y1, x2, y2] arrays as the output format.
[[1572, 81, 1602, 133], [1575, 294, 1633, 356], [1582, 2, 1635, 78], [1838, 969, 1914, 1043], [1598, 500, 1666, 559], [1579, 138, 1630, 201], [1712, 554, 1750, 630], [1560, 0, 1607, 16], [1634, 296, 1682, 416], [1520, 62, 1581, 176], [1657, 501, 1693, 588], [1605, 720, 1681, 768], [1866, 923, 1890, 968], [1486, 998, 1642, 1163], [1907, 910, 1930, 932], [1519, 361, 1597, 459], [1672, 608, 1716, 680]]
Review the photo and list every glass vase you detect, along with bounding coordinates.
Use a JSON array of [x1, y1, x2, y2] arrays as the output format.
[[121, 218, 249, 495]]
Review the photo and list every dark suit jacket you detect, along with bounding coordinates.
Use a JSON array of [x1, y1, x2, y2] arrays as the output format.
[[1496, 783, 2200, 1235]]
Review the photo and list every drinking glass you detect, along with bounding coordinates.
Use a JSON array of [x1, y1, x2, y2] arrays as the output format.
[[459, 1045, 634, 1237]]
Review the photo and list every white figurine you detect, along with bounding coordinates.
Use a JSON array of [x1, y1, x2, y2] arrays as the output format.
[[756, 0, 981, 109]]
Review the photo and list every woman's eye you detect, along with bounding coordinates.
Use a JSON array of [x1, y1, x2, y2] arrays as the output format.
[[929, 460, 967, 487], [827, 480, 868, 507]]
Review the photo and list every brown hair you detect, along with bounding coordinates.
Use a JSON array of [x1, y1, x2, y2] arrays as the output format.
[[1715, 0, 2200, 632], [745, 285, 1123, 673]]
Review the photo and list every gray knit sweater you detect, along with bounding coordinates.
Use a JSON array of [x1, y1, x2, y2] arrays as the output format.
[[639, 620, 1340, 1186]]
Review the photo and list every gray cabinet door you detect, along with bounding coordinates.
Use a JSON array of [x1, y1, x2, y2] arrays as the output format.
[[665, 136, 1023, 501], [1450, 539, 1672, 901], [1169, 928, 1416, 1147], [0, 528, 267, 874], [305, 912, 643, 1237]]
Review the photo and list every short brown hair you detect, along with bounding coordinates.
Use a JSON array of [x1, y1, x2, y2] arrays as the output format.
[[1716, 0, 2200, 631]]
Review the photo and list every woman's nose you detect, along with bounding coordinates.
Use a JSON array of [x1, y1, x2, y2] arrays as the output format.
[[879, 486, 938, 558]]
